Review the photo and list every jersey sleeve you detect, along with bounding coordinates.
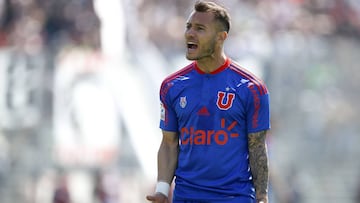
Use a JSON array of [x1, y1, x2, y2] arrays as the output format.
[[246, 82, 270, 133], [159, 81, 178, 131]]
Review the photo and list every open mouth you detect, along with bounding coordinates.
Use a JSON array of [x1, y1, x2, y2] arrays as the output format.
[[187, 42, 198, 50]]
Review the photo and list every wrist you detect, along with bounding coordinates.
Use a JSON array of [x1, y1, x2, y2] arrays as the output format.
[[256, 194, 268, 203], [155, 181, 170, 198], [257, 197, 268, 203]]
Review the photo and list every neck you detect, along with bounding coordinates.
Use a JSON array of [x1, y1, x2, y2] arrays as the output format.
[[196, 53, 227, 73]]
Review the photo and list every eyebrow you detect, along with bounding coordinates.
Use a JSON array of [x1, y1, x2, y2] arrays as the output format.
[[186, 22, 207, 28]]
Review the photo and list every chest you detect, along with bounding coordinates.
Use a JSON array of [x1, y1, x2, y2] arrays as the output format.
[[170, 74, 247, 120]]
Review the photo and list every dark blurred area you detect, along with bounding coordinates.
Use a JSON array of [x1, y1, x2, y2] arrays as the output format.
[[0, 0, 100, 49], [0, 0, 359, 202]]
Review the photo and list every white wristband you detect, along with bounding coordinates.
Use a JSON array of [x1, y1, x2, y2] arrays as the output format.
[[155, 181, 170, 197]]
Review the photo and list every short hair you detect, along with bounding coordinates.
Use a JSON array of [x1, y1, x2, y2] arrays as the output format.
[[194, 1, 231, 33]]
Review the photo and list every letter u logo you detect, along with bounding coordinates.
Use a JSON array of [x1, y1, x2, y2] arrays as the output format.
[[216, 91, 235, 110]]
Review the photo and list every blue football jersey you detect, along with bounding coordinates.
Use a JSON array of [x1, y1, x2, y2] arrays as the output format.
[[159, 58, 270, 201]]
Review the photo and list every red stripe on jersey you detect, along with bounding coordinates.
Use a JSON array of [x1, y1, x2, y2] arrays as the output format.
[[195, 58, 231, 74], [229, 63, 268, 95], [160, 63, 195, 124], [160, 63, 195, 100]]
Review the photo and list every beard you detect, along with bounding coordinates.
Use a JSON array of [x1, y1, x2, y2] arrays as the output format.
[[186, 38, 216, 61]]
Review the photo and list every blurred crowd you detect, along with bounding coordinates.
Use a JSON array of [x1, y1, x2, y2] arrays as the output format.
[[2, 0, 360, 52], [0, 0, 100, 51], [0, 0, 360, 203], [136, 0, 360, 57]]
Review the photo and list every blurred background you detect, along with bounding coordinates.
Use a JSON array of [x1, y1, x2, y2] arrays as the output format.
[[0, 0, 359, 202]]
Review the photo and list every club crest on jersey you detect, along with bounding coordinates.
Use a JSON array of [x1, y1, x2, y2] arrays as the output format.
[[216, 91, 235, 110], [180, 96, 187, 108]]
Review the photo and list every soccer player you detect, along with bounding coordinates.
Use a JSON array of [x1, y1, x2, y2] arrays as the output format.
[[146, 1, 270, 203]]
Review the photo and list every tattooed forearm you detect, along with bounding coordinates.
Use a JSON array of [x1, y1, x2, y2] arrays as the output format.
[[248, 130, 269, 202]]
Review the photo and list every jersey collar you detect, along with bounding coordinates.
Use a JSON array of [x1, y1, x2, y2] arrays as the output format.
[[195, 57, 231, 74]]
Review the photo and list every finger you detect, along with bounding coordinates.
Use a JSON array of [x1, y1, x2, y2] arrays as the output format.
[[146, 195, 156, 201]]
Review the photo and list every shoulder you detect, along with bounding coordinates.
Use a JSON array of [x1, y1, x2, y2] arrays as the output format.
[[228, 61, 268, 96], [160, 62, 195, 92]]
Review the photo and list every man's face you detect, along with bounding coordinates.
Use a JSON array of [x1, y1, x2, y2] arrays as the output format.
[[184, 11, 219, 61]]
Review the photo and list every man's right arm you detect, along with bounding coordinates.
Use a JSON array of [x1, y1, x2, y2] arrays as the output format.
[[157, 130, 179, 184], [146, 130, 179, 202]]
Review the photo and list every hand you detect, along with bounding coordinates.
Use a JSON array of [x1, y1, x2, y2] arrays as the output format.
[[146, 192, 169, 203]]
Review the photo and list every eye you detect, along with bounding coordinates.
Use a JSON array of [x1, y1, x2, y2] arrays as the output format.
[[196, 26, 205, 31]]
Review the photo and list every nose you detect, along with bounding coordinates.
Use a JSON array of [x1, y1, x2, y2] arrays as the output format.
[[185, 27, 195, 38]]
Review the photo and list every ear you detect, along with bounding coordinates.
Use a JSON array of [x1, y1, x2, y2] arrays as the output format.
[[217, 31, 228, 42]]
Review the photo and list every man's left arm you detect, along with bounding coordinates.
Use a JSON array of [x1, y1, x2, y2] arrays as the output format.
[[248, 130, 269, 203]]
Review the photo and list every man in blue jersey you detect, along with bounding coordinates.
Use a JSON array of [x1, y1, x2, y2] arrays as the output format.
[[146, 1, 270, 203]]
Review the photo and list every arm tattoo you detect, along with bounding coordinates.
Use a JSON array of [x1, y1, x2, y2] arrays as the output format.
[[248, 130, 269, 200]]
